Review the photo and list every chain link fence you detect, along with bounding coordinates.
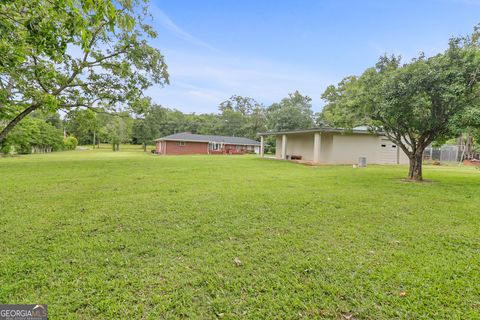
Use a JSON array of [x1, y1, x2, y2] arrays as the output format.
[[423, 145, 462, 163]]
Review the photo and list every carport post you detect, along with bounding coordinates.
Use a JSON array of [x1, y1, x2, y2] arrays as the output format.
[[260, 135, 264, 157], [313, 132, 321, 164], [281, 134, 287, 159]]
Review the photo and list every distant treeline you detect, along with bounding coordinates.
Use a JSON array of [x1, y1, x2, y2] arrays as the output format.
[[1, 91, 321, 154]]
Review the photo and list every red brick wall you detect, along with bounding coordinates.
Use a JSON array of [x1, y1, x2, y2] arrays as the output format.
[[163, 141, 209, 155], [155, 140, 255, 155]]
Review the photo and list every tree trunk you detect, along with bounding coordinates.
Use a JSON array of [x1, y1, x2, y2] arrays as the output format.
[[93, 131, 96, 149], [408, 152, 423, 181], [0, 104, 38, 144], [143, 143, 147, 152]]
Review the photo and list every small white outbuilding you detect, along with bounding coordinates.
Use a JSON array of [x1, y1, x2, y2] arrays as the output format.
[[258, 127, 409, 165]]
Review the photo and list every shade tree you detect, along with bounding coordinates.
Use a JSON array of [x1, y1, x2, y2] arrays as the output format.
[[0, 0, 169, 144], [321, 31, 480, 180]]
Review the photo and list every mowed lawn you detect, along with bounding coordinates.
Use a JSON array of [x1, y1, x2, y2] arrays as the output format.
[[1, 149, 479, 319]]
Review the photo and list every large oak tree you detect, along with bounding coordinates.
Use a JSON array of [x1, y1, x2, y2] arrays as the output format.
[[0, 0, 169, 144]]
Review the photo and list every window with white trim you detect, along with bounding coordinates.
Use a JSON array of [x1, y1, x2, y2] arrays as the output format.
[[209, 143, 220, 150], [177, 141, 186, 146]]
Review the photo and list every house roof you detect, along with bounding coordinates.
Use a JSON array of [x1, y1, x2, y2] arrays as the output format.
[[155, 132, 261, 145], [258, 126, 385, 136]]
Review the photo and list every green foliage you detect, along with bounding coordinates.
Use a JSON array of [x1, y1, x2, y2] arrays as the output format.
[[65, 109, 100, 145], [319, 76, 362, 128], [129, 96, 266, 146], [1, 151, 479, 318], [267, 91, 314, 131], [217, 109, 249, 137], [59, 92, 318, 150], [217, 95, 267, 139], [63, 136, 78, 150], [132, 104, 167, 148], [0, 142, 11, 154], [3, 116, 64, 154], [0, 0, 169, 143], [321, 30, 480, 180], [219, 95, 260, 116], [264, 135, 277, 154], [106, 115, 132, 151]]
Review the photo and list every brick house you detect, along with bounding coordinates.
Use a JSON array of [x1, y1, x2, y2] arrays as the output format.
[[155, 132, 261, 155]]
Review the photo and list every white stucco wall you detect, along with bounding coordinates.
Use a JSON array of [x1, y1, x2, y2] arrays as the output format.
[[286, 133, 314, 160], [319, 133, 333, 163], [330, 134, 380, 164], [273, 131, 409, 164], [275, 136, 282, 158], [398, 144, 410, 165], [275, 134, 315, 161]]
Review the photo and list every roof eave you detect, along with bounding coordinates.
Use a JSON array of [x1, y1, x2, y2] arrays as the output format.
[[154, 138, 260, 145], [258, 127, 385, 136]]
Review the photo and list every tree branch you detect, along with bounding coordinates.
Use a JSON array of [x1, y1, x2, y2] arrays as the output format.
[[32, 55, 50, 94], [0, 104, 39, 144], [85, 47, 130, 67], [53, 21, 108, 96]]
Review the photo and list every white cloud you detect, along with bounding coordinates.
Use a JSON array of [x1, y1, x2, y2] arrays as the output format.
[[146, 6, 337, 114], [146, 49, 337, 114], [149, 4, 218, 52]]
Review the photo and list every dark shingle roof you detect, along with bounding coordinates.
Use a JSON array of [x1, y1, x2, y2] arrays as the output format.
[[155, 132, 260, 146]]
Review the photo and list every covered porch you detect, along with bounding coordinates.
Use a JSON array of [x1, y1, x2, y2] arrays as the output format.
[[258, 130, 333, 164]]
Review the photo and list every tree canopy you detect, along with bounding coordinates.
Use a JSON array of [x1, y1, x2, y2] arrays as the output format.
[[267, 91, 314, 131], [0, 0, 169, 144], [321, 31, 480, 180]]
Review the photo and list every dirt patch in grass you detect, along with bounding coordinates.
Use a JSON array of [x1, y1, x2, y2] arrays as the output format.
[[399, 178, 435, 183]]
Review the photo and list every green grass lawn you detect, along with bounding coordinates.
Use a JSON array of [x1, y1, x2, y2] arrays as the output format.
[[1, 149, 479, 319]]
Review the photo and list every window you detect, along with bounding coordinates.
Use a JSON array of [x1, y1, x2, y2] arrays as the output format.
[[381, 144, 386, 147], [392, 145, 397, 148], [209, 143, 220, 150], [177, 141, 186, 146]]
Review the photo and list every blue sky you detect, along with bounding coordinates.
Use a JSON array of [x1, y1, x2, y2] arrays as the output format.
[[146, 0, 480, 114]]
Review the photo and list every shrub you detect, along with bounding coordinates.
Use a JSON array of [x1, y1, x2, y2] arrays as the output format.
[[7, 117, 64, 154], [0, 142, 12, 154], [63, 136, 78, 150], [15, 143, 32, 154]]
